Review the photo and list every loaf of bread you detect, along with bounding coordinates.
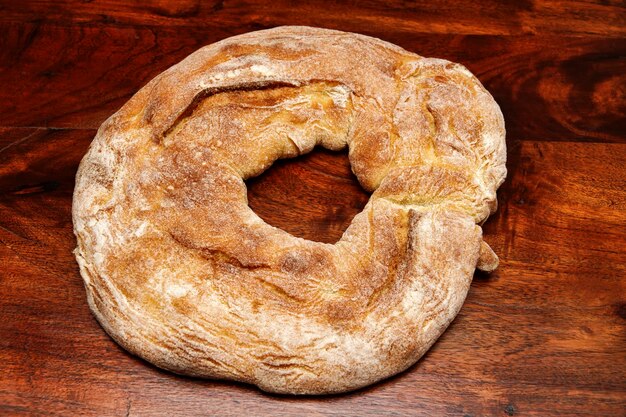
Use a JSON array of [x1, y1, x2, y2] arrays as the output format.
[[72, 26, 506, 394]]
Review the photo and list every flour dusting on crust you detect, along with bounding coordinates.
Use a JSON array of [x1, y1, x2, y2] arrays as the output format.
[[72, 26, 506, 394]]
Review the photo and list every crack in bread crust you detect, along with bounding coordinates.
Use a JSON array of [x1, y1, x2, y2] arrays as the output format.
[[72, 26, 507, 395]]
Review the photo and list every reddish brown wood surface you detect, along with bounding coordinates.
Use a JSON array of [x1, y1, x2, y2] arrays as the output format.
[[1, 1, 625, 416]]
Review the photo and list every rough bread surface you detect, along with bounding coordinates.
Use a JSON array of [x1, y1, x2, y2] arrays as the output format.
[[72, 26, 506, 394]]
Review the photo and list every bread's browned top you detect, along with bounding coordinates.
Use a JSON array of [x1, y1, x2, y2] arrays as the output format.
[[72, 26, 506, 394]]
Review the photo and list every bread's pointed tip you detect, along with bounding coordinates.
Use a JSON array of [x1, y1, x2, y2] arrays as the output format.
[[477, 240, 499, 272]]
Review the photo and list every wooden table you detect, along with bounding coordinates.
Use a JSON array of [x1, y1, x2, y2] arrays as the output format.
[[1, 1, 625, 416]]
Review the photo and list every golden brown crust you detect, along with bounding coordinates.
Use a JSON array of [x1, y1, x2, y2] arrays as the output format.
[[72, 26, 506, 394]]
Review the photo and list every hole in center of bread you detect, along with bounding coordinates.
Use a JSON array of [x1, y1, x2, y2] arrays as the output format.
[[246, 147, 370, 244]]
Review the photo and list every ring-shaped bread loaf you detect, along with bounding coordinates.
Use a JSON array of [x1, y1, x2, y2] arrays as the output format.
[[73, 26, 506, 394]]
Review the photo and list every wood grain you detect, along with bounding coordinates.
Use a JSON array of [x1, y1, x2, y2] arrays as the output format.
[[1, 0, 624, 37], [246, 148, 370, 244], [1, 22, 624, 143], [1, 1, 625, 416]]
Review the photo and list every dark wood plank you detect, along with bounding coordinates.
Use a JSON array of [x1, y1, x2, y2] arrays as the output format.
[[1, 127, 624, 416], [493, 141, 626, 276], [1, 22, 624, 143], [246, 148, 370, 244], [0, 0, 624, 37]]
